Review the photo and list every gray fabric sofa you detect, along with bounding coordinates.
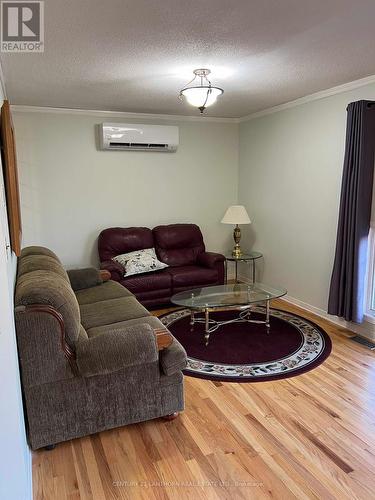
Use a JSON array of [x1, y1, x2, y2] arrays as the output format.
[[14, 246, 187, 450]]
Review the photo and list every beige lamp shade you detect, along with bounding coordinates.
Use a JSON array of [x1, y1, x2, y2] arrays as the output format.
[[221, 205, 251, 225]]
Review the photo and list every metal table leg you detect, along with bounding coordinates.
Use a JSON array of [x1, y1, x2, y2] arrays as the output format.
[[266, 299, 270, 330], [204, 307, 210, 345], [189, 301, 272, 345], [190, 310, 195, 331]]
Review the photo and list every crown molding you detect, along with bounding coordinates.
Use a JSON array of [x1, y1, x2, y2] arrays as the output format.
[[10, 105, 240, 123], [239, 74, 375, 122], [10, 73, 375, 123]]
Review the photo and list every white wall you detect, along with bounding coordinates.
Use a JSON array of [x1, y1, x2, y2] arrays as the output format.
[[13, 111, 239, 267], [0, 100, 32, 497], [239, 82, 375, 313], [13, 81, 375, 327]]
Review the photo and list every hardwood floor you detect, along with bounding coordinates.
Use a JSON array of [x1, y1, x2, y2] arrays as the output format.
[[32, 300, 375, 500]]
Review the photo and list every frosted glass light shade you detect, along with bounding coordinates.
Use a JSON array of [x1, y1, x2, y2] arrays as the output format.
[[180, 86, 223, 108], [221, 205, 251, 225]]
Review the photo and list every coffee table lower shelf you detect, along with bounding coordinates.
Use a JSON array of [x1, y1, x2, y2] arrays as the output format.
[[190, 300, 271, 346]]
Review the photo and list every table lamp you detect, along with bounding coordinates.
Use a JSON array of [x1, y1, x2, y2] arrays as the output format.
[[221, 205, 251, 257]]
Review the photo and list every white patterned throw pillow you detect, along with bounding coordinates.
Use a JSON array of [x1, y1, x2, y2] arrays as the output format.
[[113, 248, 168, 277]]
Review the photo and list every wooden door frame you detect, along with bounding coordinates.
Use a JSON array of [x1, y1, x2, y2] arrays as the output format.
[[0, 100, 21, 256]]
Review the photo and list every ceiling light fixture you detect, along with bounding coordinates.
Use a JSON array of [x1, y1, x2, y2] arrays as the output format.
[[179, 69, 223, 114]]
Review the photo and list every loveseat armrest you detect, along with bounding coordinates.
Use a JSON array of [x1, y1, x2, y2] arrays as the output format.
[[100, 260, 124, 282], [159, 338, 187, 376], [76, 323, 161, 377], [197, 251, 225, 269]]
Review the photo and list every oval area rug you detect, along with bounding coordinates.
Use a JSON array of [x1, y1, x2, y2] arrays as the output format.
[[159, 306, 332, 382]]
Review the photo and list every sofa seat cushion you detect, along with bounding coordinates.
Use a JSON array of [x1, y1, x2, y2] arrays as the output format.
[[79, 296, 150, 330], [166, 265, 218, 289], [86, 315, 164, 338], [120, 269, 172, 294], [75, 281, 133, 305]]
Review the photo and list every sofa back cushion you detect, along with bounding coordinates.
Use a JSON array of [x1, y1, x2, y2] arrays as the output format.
[[19, 245, 61, 261], [17, 254, 70, 283], [153, 224, 205, 266], [98, 227, 154, 261]]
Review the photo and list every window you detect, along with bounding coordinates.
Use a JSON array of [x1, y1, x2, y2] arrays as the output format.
[[365, 166, 375, 319], [366, 227, 375, 317]]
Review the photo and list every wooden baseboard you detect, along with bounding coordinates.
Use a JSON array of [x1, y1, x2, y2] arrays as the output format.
[[238, 274, 375, 341]]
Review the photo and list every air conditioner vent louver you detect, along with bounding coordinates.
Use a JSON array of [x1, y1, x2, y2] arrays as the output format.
[[109, 142, 168, 149], [100, 123, 179, 152]]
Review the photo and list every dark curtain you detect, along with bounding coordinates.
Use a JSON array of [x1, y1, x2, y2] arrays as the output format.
[[328, 100, 375, 323]]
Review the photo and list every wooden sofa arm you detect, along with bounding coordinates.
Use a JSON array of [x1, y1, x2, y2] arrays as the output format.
[[16, 304, 78, 375], [99, 269, 111, 281], [154, 328, 173, 350]]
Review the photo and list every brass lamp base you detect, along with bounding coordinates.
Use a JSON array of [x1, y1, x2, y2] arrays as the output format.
[[232, 247, 242, 258], [232, 225, 242, 258]]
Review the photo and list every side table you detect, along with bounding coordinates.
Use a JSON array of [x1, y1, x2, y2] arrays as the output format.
[[225, 251, 263, 283]]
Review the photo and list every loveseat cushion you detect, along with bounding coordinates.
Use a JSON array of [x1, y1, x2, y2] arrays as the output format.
[[134, 290, 173, 309], [79, 296, 150, 330], [98, 227, 154, 261], [166, 265, 219, 290], [75, 281, 133, 305], [120, 269, 172, 294], [153, 224, 205, 266]]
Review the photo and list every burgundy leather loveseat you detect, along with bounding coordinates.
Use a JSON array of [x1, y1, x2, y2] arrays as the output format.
[[98, 224, 225, 308]]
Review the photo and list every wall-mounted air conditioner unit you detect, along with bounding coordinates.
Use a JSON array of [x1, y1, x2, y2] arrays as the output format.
[[99, 123, 179, 152]]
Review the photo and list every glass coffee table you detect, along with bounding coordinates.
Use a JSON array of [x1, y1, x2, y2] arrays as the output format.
[[171, 283, 287, 345]]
